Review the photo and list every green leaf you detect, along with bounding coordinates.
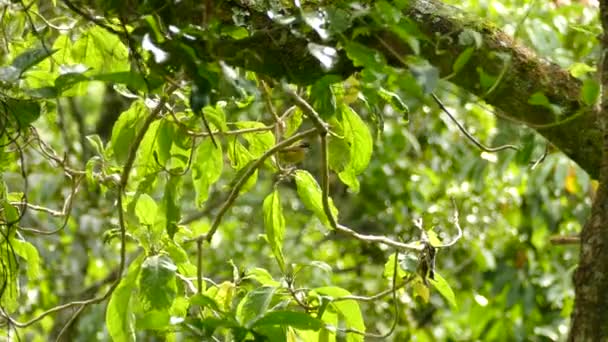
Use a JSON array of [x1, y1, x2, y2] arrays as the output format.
[[528, 92, 551, 107], [336, 105, 373, 193], [429, 272, 458, 309], [313, 287, 365, 341], [452, 47, 475, 74], [138, 255, 178, 311], [383, 253, 406, 280], [235, 121, 275, 158], [137, 310, 170, 331], [161, 175, 182, 239], [11, 47, 58, 78], [253, 311, 324, 331], [344, 41, 386, 70], [190, 293, 224, 313], [294, 170, 339, 229], [426, 229, 442, 247], [378, 88, 409, 117], [192, 138, 223, 207], [263, 189, 286, 272], [568, 62, 596, 79], [580, 78, 600, 106], [340, 106, 373, 174], [134, 194, 158, 226], [310, 75, 342, 119], [1, 98, 41, 128], [106, 254, 144, 342], [245, 268, 281, 287], [85, 134, 105, 157], [236, 286, 276, 328], [72, 26, 129, 73], [111, 100, 148, 164], [12, 238, 41, 279]]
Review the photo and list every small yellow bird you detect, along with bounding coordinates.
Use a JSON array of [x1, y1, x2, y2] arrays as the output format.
[[278, 141, 310, 165]]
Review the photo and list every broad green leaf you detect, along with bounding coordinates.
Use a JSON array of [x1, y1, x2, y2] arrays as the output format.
[[263, 189, 286, 272], [476, 67, 497, 92], [253, 311, 324, 331], [72, 26, 129, 73], [235, 121, 275, 158], [161, 175, 182, 239], [138, 255, 178, 311], [310, 75, 342, 119], [155, 120, 175, 164], [344, 41, 386, 70], [383, 253, 406, 280], [206, 281, 236, 312], [227, 140, 254, 170], [12, 238, 41, 279], [336, 105, 373, 193], [245, 268, 281, 287], [284, 108, 303, 138], [341, 105, 373, 173], [191, 293, 224, 313], [236, 286, 276, 328], [580, 79, 600, 106], [165, 241, 196, 277], [313, 287, 365, 341], [111, 100, 148, 164], [192, 138, 223, 207], [430, 272, 458, 309], [294, 170, 339, 229], [2, 98, 41, 128], [106, 254, 144, 342], [134, 194, 158, 226], [568, 62, 596, 79], [10, 47, 57, 79], [528, 92, 551, 107], [327, 135, 350, 173], [204, 103, 229, 131], [137, 310, 170, 331]]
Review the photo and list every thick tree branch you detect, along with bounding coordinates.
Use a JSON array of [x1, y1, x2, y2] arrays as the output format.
[[214, 0, 600, 178]]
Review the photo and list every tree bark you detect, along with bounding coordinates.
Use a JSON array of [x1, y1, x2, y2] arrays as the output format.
[[568, 1, 608, 340], [212, 0, 601, 178]]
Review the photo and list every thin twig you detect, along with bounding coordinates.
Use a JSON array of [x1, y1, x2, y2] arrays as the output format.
[[432, 93, 519, 153]]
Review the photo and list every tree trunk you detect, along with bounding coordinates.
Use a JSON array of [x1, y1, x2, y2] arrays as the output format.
[[569, 1, 608, 340]]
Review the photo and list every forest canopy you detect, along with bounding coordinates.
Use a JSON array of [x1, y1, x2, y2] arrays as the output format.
[[0, 0, 603, 340]]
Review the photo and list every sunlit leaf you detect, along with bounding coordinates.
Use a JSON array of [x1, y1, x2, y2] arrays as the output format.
[[12, 239, 41, 279], [236, 286, 276, 328], [263, 189, 286, 272], [430, 272, 458, 309], [294, 170, 339, 229], [313, 287, 365, 341], [106, 255, 144, 342], [138, 255, 178, 311], [192, 138, 223, 207], [111, 100, 148, 164]]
